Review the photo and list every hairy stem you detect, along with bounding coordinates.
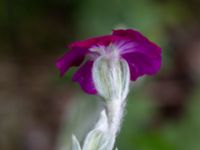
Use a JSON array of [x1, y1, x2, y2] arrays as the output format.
[[105, 99, 125, 136]]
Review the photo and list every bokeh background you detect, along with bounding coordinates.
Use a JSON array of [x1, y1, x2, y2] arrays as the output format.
[[1, 0, 200, 150]]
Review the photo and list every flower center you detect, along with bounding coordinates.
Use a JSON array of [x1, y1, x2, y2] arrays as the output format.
[[89, 43, 120, 61]]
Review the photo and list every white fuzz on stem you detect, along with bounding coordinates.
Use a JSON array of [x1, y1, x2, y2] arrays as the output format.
[[93, 56, 130, 134], [71, 55, 130, 150]]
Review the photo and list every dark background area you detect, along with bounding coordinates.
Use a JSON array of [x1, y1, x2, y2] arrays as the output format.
[[1, 0, 200, 150]]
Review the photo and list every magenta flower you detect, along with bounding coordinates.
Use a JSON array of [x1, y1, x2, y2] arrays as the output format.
[[56, 29, 162, 94]]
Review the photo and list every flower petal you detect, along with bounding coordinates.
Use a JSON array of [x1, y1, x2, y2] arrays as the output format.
[[112, 29, 161, 56], [72, 61, 97, 94], [56, 47, 87, 76], [69, 35, 121, 50], [113, 29, 151, 43], [113, 29, 162, 80], [122, 52, 161, 80]]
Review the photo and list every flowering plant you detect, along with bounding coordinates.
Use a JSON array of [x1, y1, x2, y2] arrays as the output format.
[[56, 29, 161, 150]]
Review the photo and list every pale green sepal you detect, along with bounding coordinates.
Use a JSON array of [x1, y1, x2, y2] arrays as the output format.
[[99, 135, 115, 150], [82, 129, 115, 150], [72, 135, 81, 150], [82, 130, 105, 150], [94, 110, 108, 131]]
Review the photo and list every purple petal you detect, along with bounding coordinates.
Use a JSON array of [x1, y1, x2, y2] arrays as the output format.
[[122, 52, 161, 80], [56, 47, 87, 76], [72, 61, 97, 94], [112, 29, 161, 55], [69, 35, 121, 49], [113, 29, 162, 80], [113, 29, 151, 43]]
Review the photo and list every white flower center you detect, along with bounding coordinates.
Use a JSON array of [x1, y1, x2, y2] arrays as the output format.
[[89, 43, 120, 61]]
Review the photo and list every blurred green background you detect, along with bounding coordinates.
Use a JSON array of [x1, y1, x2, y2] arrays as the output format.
[[1, 0, 200, 150]]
